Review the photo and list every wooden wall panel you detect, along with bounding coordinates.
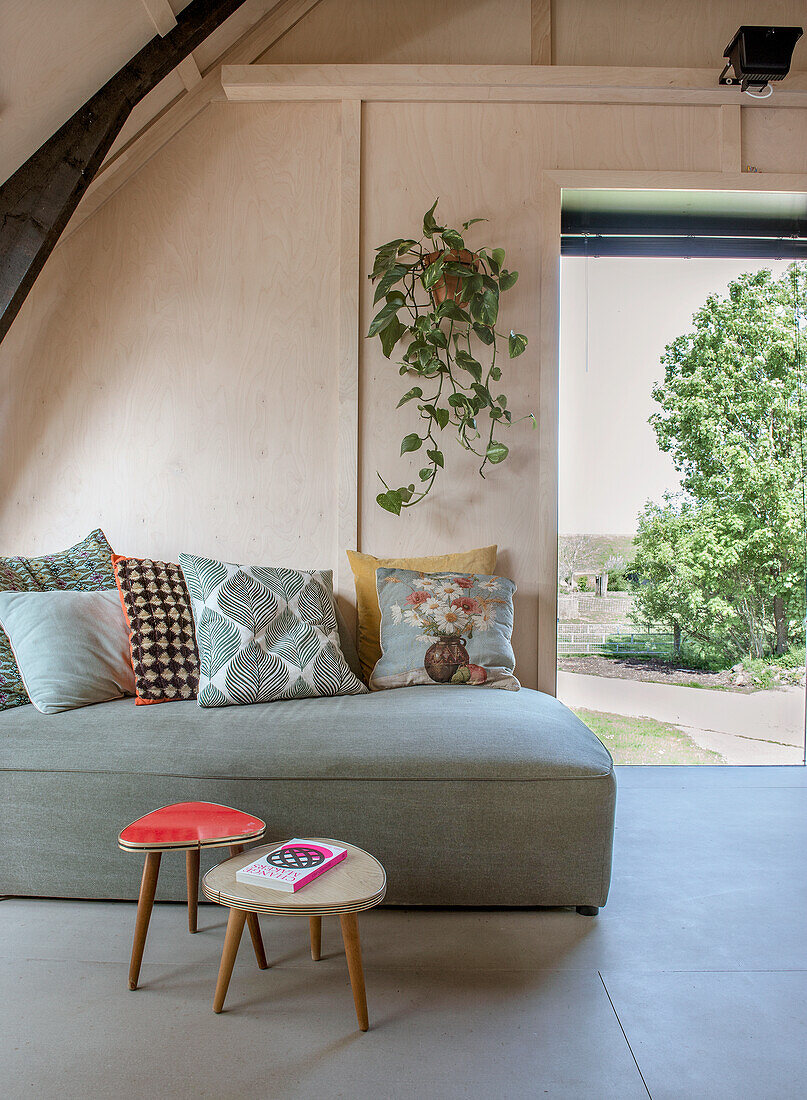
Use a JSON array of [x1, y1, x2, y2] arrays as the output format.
[[359, 101, 722, 688], [258, 0, 532, 64], [0, 101, 341, 568], [553, 0, 807, 69], [743, 109, 807, 174]]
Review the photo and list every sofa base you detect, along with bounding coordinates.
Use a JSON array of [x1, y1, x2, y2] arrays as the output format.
[[2, 769, 615, 908]]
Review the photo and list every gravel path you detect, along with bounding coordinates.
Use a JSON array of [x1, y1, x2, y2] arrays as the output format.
[[558, 671, 805, 765]]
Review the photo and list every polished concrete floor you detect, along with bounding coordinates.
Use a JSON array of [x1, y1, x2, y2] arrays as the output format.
[[3, 766, 807, 1099]]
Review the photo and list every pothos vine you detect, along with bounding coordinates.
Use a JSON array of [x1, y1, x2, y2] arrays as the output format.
[[367, 199, 534, 514]]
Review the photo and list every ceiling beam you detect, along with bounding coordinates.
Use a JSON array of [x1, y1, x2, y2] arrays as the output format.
[[141, 0, 204, 88], [0, 0, 249, 343], [530, 0, 551, 66], [61, 0, 324, 244], [220, 63, 807, 107]]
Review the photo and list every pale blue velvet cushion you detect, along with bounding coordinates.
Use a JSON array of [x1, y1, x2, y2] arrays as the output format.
[[370, 567, 520, 691], [0, 590, 135, 714]]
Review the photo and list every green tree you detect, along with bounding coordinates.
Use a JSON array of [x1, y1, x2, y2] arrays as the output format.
[[633, 264, 807, 660]]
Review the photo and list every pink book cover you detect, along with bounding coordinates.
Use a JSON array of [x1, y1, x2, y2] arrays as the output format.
[[235, 839, 347, 892]]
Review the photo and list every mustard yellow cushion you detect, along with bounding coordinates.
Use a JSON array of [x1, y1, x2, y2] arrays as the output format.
[[346, 546, 497, 682]]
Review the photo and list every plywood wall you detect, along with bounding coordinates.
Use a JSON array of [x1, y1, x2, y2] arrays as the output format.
[[552, 0, 807, 69], [2, 0, 807, 691], [0, 101, 341, 567]]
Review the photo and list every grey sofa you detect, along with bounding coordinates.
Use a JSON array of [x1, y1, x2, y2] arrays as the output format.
[[1, 686, 615, 910]]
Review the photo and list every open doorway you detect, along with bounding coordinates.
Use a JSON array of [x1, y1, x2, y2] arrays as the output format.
[[557, 189, 807, 765]]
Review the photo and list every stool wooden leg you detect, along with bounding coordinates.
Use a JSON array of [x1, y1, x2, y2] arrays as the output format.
[[129, 851, 161, 990], [229, 844, 268, 969], [309, 915, 322, 961], [186, 849, 200, 933], [340, 913, 368, 1031], [247, 914, 268, 969], [213, 907, 247, 1013]]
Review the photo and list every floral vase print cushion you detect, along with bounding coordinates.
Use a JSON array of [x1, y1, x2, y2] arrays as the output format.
[[179, 555, 367, 707], [370, 567, 519, 691]]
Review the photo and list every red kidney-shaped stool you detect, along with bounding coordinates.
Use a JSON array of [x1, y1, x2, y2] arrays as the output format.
[[119, 801, 267, 990]]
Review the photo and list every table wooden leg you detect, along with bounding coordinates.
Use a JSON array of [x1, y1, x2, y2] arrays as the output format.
[[309, 916, 322, 961], [340, 913, 368, 1031], [186, 849, 200, 933], [247, 914, 268, 969], [213, 907, 247, 1013], [128, 851, 161, 990], [229, 844, 268, 969]]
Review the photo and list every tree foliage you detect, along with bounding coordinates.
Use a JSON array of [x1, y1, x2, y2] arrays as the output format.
[[632, 264, 807, 659]]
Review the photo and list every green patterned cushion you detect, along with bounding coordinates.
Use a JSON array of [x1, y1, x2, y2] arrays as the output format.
[[178, 555, 367, 708], [0, 529, 116, 710]]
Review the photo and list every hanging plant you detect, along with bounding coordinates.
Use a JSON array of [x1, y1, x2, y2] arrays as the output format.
[[367, 199, 534, 514]]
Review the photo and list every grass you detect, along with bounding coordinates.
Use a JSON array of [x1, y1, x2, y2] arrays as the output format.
[[572, 707, 726, 765]]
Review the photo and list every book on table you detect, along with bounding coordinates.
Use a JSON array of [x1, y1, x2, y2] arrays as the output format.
[[236, 839, 347, 892]]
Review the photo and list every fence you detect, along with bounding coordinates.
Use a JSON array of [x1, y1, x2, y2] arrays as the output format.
[[558, 594, 636, 620], [557, 622, 675, 657]]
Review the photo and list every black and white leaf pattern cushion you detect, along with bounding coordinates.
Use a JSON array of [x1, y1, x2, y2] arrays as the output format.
[[179, 555, 367, 707]]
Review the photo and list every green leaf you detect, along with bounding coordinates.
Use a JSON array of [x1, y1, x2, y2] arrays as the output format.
[[490, 365, 502, 380], [472, 383, 492, 406], [471, 288, 499, 327], [497, 394, 507, 409], [367, 299, 401, 337], [499, 269, 519, 292], [423, 198, 441, 237], [448, 393, 467, 408], [491, 247, 506, 271], [473, 322, 494, 346], [397, 239, 418, 254], [438, 300, 471, 323], [456, 349, 483, 382], [400, 433, 422, 455], [375, 238, 406, 255], [380, 317, 406, 358], [373, 263, 411, 305], [398, 484, 414, 503], [421, 259, 445, 290], [377, 490, 402, 515], [397, 386, 423, 408], [441, 228, 465, 249], [426, 329, 448, 349], [434, 407, 450, 430], [371, 240, 406, 279], [462, 217, 487, 230], [427, 448, 444, 468], [486, 441, 509, 464], [419, 467, 433, 481], [508, 331, 528, 358]]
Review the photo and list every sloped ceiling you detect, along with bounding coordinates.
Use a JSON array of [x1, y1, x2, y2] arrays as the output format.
[[0, 0, 282, 185]]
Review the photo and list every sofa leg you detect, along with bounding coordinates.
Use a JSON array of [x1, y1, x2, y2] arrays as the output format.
[[576, 905, 599, 916]]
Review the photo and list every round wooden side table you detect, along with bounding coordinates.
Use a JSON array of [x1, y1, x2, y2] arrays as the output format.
[[202, 839, 386, 1030], [119, 801, 267, 990]]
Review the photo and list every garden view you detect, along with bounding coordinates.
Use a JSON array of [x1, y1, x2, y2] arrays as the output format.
[[558, 257, 807, 765]]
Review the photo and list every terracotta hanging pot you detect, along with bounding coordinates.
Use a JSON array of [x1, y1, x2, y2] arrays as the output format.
[[424, 634, 470, 683], [423, 249, 479, 306]]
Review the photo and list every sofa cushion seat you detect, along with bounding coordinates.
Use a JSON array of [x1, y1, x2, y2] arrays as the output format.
[[0, 686, 612, 783], [1, 685, 615, 907]]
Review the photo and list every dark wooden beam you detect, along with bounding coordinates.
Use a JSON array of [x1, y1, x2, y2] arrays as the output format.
[[0, 0, 248, 343]]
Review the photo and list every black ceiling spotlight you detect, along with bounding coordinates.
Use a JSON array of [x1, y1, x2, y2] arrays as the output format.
[[719, 25, 803, 98]]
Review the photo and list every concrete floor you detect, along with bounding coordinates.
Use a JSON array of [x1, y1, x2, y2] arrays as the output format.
[[3, 765, 807, 1099]]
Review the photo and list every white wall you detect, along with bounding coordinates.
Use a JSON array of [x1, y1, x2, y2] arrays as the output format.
[[559, 256, 793, 535]]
